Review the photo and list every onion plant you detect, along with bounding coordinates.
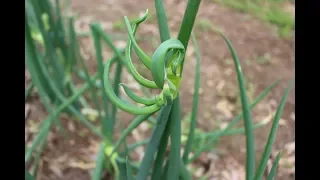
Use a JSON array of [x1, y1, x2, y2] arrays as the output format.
[[25, 0, 293, 179], [101, 0, 293, 179]]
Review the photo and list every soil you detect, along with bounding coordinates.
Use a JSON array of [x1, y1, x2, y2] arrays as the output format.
[[25, 0, 295, 179]]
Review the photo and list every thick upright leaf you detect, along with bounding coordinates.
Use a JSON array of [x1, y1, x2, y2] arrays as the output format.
[[167, 98, 182, 180], [136, 105, 172, 179], [151, 119, 171, 180], [154, 0, 171, 41]]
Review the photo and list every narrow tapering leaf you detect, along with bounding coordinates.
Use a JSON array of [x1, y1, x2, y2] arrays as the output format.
[[31, 135, 47, 175], [183, 32, 200, 163], [254, 79, 294, 180], [221, 33, 255, 180], [126, 157, 134, 180], [267, 152, 281, 180], [91, 26, 110, 138], [69, 17, 102, 120]]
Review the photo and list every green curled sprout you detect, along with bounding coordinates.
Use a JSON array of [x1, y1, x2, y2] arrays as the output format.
[[104, 9, 185, 115]]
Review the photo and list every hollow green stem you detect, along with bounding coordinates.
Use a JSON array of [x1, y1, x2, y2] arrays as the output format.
[[178, 0, 201, 48], [177, 0, 202, 72]]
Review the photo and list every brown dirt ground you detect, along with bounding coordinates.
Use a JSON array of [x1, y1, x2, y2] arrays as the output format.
[[25, 0, 295, 179]]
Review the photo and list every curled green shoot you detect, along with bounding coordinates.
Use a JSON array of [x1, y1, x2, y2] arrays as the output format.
[[151, 38, 185, 89], [103, 10, 186, 115], [104, 58, 160, 115], [124, 13, 158, 89], [120, 83, 156, 106], [125, 9, 152, 70]]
